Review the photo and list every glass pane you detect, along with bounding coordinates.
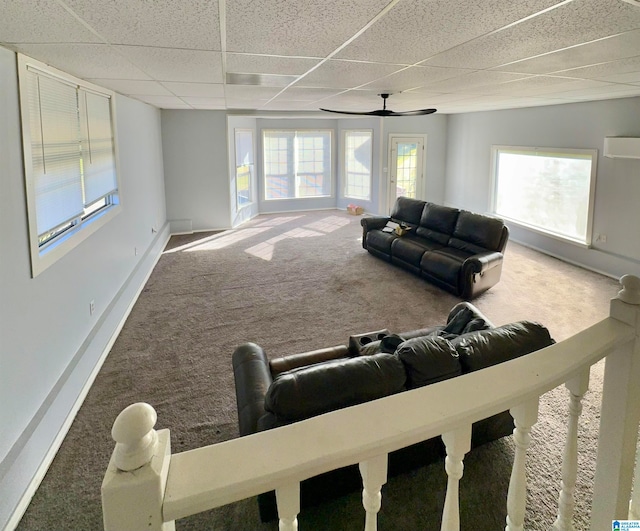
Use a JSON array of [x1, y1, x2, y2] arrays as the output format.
[[494, 149, 593, 242], [396, 142, 418, 198], [345, 131, 372, 200], [235, 129, 253, 207]]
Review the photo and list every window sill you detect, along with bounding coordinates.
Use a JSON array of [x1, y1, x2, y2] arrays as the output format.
[[498, 215, 592, 250]]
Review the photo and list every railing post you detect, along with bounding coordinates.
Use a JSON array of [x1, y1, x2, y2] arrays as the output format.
[[359, 453, 388, 531], [505, 398, 539, 531], [551, 368, 590, 531], [276, 482, 300, 531], [591, 275, 640, 530], [102, 403, 174, 531], [440, 424, 472, 531]]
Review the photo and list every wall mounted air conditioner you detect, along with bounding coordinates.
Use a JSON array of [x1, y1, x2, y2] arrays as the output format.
[[604, 137, 640, 159]]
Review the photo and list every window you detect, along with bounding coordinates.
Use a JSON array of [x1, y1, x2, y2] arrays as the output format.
[[263, 130, 332, 200], [235, 129, 254, 209], [18, 54, 120, 276], [344, 130, 372, 200], [491, 146, 597, 245]]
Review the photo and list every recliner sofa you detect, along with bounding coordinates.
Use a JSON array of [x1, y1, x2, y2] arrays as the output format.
[[232, 302, 553, 522], [361, 197, 509, 299]]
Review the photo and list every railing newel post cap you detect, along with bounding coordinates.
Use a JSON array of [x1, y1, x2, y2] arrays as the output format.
[[111, 402, 158, 471], [618, 274, 640, 305]]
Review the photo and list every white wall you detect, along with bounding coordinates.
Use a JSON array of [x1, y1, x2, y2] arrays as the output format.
[[445, 97, 640, 278], [0, 46, 168, 529], [162, 110, 231, 232]]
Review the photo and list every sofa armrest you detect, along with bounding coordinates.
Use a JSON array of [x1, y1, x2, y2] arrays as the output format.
[[232, 343, 273, 436], [464, 251, 504, 274], [360, 216, 390, 249], [270, 345, 350, 376], [461, 251, 505, 299]]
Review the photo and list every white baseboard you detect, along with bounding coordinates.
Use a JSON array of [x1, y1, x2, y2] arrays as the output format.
[[1, 224, 170, 531]]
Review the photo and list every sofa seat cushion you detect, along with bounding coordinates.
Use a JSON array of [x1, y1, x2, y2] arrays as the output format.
[[391, 235, 444, 267], [366, 229, 397, 255], [395, 336, 461, 388], [264, 353, 406, 421], [453, 211, 505, 251], [420, 247, 472, 286], [451, 321, 555, 373]]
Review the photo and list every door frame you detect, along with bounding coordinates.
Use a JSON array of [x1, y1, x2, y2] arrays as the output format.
[[386, 134, 427, 214]]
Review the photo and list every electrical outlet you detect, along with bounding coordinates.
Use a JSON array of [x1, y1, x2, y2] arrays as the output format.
[[134, 247, 138, 256], [600, 234, 607, 243], [89, 300, 95, 315]]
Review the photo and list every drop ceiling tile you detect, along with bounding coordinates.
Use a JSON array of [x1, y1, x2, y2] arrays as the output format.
[[135, 95, 190, 108], [87, 79, 173, 96], [63, 0, 220, 50], [181, 97, 226, 108], [493, 29, 640, 75], [226, 86, 282, 100], [0, 1, 102, 44], [551, 55, 640, 83], [278, 87, 346, 102], [297, 60, 402, 89], [226, 0, 391, 56], [416, 71, 536, 94], [424, 0, 640, 70], [12, 43, 151, 80], [227, 54, 321, 75], [362, 65, 473, 92], [114, 46, 223, 83], [161, 82, 225, 98], [553, 83, 640, 101], [490, 76, 610, 96], [336, 0, 563, 64]]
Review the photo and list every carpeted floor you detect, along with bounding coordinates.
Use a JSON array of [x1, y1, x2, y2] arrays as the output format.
[[17, 209, 620, 530]]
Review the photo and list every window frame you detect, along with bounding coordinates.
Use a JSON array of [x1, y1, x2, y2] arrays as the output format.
[[17, 54, 121, 277], [262, 129, 333, 201], [343, 129, 373, 201], [489, 145, 598, 247]]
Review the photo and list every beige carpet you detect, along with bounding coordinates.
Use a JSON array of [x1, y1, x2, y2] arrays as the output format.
[[17, 209, 620, 531]]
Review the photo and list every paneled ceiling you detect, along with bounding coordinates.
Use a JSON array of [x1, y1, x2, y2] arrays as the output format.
[[2, 0, 640, 114]]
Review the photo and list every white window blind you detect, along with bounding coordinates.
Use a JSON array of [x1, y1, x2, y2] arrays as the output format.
[[27, 69, 84, 236], [81, 90, 117, 205]]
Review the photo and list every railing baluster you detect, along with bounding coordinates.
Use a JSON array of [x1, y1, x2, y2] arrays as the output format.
[[440, 425, 472, 531], [505, 398, 539, 531], [551, 368, 590, 531], [276, 482, 300, 531], [359, 454, 388, 531]]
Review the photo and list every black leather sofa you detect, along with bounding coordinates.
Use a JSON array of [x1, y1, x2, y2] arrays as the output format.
[[361, 197, 509, 299], [232, 302, 554, 522]]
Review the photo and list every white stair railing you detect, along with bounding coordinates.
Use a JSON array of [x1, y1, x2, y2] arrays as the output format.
[[101, 275, 640, 531]]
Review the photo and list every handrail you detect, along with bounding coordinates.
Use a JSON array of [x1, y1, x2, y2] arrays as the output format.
[[162, 316, 635, 521]]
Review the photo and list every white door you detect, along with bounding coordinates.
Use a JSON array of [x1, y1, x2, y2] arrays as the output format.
[[388, 136, 425, 212]]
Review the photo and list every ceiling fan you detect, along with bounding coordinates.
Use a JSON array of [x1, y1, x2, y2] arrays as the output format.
[[320, 93, 437, 116]]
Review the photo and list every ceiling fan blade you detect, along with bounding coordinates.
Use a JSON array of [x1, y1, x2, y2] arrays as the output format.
[[389, 108, 437, 116], [319, 108, 379, 116]]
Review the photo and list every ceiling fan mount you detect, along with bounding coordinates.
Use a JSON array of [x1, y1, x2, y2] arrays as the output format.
[[320, 93, 436, 117]]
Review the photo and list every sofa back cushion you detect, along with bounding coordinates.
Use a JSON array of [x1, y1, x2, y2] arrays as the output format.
[[451, 211, 505, 251], [395, 335, 461, 388], [416, 202, 460, 245], [264, 353, 406, 421], [451, 321, 554, 373], [391, 196, 426, 226]]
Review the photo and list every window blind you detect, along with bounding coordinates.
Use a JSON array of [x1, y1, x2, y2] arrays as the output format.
[[81, 90, 117, 205], [27, 69, 83, 236]]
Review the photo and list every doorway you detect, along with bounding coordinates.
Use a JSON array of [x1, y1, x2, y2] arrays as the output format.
[[388, 135, 425, 212]]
